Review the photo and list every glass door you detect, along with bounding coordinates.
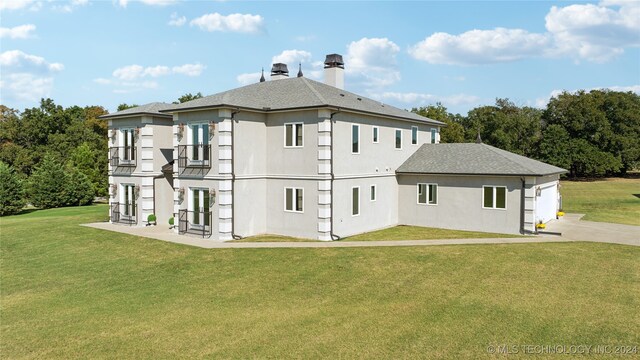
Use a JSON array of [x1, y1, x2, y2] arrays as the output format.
[[191, 188, 210, 227], [190, 124, 209, 163]]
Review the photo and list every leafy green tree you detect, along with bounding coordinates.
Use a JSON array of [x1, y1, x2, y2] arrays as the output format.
[[412, 103, 465, 143], [0, 162, 26, 216], [28, 153, 68, 209], [175, 92, 203, 104], [64, 166, 94, 206], [117, 103, 139, 111]]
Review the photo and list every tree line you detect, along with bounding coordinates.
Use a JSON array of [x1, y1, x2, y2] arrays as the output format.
[[1, 89, 638, 215], [414, 90, 640, 178]]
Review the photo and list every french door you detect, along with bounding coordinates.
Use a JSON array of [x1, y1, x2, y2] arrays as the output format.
[[121, 129, 135, 162], [190, 124, 209, 162], [191, 188, 210, 227], [122, 184, 136, 218]]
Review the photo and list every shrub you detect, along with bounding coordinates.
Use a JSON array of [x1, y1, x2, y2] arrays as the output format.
[[64, 167, 94, 206], [28, 154, 68, 209], [0, 162, 26, 216]]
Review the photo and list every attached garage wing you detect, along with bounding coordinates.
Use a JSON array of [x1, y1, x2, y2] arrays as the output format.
[[535, 182, 558, 224]]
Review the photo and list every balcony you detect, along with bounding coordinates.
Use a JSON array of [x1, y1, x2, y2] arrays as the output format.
[[110, 202, 136, 225], [109, 146, 137, 168], [178, 144, 211, 172], [178, 209, 212, 237]]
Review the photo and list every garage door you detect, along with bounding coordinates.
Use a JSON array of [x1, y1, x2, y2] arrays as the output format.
[[536, 183, 557, 223]]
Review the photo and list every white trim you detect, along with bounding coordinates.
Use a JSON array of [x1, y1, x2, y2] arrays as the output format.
[[284, 122, 304, 148], [482, 185, 507, 210], [351, 123, 360, 154], [284, 187, 304, 213], [370, 184, 377, 202], [411, 126, 419, 145], [372, 126, 379, 143], [395, 129, 402, 150], [351, 186, 360, 216], [176, 173, 400, 181]]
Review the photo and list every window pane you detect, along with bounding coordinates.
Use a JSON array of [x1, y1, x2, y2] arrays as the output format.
[[296, 189, 303, 212], [285, 124, 293, 147], [371, 185, 376, 201], [202, 124, 209, 144], [352, 125, 359, 153], [418, 184, 427, 204], [295, 124, 303, 146], [285, 188, 293, 211], [431, 129, 436, 143], [412, 127, 418, 144], [352, 187, 359, 215], [373, 127, 378, 142], [483, 187, 494, 208], [395, 130, 402, 149], [429, 184, 437, 204], [496, 187, 506, 209]]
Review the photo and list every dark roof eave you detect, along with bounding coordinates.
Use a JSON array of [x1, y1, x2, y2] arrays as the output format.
[[161, 103, 444, 126], [395, 170, 568, 177], [99, 112, 172, 120]]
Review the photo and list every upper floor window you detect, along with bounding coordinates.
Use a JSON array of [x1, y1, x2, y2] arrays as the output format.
[[285, 123, 303, 147], [483, 186, 506, 209], [189, 123, 209, 162], [431, 128, 437, 144], [412, 126, 418, 145], [285, 187, 304, 212], [120, 129, 135, 161], [395, 129, 402, 149], [372, 126, 379, 143], [352, 124, 360, 154], [417, 183, 438, 205]]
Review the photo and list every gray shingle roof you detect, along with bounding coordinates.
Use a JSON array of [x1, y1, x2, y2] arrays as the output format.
[[161, 77, 443, 125], [100, 102, 173, 119], [397, 143, 568, 176]]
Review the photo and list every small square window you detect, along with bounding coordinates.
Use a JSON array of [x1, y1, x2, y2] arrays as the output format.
[[418, 183, 437, 205], [483, 186, 506, 209], [285, 187, 303, 212], [285, 123, 303, 147]]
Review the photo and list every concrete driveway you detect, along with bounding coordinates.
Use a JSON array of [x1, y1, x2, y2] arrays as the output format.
[[544, 213, 639, 246]]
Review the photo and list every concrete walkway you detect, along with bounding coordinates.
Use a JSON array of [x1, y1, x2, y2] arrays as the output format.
[[83, 214, 638, 249], [544, 213, 640, 246]]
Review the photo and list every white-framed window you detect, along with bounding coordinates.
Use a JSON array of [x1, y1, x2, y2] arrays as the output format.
[[372, 126, 379, 143], [189, 187, 211, 226], [352, 186, 360, 216], [352, 124, 360, 154], [411, 126, 418, 145], [395, 129, 402, 149], [285, 123, 303, 147], [417, 183, 438, 205], [119, 128, 136, 161], [483, 186, 506, 209], [370, 184, 376, 202], [120, 183, 136, 217], [188, 123, 210, 162], [284, 187, 304, 212], [431, 128, 437, 144]]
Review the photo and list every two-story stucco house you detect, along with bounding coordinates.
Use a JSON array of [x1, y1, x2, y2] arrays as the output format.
[[102, 54, 566, 241]]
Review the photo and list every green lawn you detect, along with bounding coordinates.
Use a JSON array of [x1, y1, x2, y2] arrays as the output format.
[[343, 225, 521, 241], [561, 178, 640, 225], [2, 205, 639, 358]]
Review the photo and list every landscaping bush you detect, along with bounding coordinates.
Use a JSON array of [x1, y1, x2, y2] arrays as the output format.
[[64, 167, 94, 206], [28, 154, 94, 209], [0, 162, 26, 216]]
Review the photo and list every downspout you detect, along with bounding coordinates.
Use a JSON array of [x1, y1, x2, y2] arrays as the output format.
[[520, 177, 525, 235], [230, 110, 242, 240], [329, 110, 341, 241]]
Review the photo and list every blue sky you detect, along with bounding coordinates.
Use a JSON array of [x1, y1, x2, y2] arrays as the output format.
[[1, 0, 638, 115]]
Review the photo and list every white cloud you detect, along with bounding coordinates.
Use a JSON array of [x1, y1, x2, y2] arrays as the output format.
[[346, 37, 401, 88], [0, 24, 36, 39], [0, 50, 64, 72], [93, 78, 112, 85], [112, 63, 204, 80], [374, 92, 481, 107], [0, 0, 36, 11], [168, 12, 186, 27], [272, 49, 312, 65], [172, 63, 205, 76], [0, 73, 54, 102], [190, 13, 265, 33], [409, 1, 640, 64], [409, 28, 550, 65], [236, 72, 262, 86], [117, 0, 179, 7], [0, 50, 63, 104], [53, 0, 88, 13]]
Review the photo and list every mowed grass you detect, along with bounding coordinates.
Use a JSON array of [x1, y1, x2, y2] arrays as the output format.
[[561, 177, 640, 225], [2, 205, 639, 359], [343, 225, 521, 241]]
